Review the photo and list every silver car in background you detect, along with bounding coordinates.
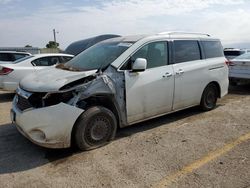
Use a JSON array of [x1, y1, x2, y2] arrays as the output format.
[[229, 52, 250, 85]]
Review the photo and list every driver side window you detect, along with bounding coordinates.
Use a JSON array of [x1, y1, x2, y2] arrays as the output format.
[[121, 41, 168, 70]]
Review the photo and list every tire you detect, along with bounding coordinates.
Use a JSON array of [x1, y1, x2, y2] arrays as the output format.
[[200, 83, 218, 111], [74, 106, 117, 151]]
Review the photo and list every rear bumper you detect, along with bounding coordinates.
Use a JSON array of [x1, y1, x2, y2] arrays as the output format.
[[229, 66, 250, 79], [229, 72, 250, 80], [11, 96, 84, 148], [0, 76, 18, 91]]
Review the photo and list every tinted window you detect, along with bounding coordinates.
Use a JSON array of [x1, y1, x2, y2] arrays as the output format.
[[32, 57, 60, 66], [202, 41, 224, 58], [224, 50, 244, 56], [174, 40, 201, 63], [0, 53, 13, 61]]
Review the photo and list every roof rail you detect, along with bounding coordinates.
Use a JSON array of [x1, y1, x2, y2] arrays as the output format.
[[158, 31, 210, 37]]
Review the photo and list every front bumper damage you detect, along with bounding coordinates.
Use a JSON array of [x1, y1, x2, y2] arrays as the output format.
[[12, 96, 83, 148]]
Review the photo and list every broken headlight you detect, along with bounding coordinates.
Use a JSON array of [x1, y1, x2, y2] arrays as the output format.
[[28, 91, 73, 108], [42, 91, 73, 107]]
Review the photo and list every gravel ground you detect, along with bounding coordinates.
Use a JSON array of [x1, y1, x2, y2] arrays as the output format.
[[0, 85, 249, 188]]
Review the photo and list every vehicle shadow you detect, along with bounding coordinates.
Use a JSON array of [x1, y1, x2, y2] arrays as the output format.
[[0, 106, 204, 174], [0, 92, 15, 103], [116, 106, 203, 138], [0, 123, 76, 174], [228, 84, 250, 95]]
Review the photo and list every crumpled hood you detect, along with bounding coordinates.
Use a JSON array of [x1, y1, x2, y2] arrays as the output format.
[[20, 67, 97, 92]]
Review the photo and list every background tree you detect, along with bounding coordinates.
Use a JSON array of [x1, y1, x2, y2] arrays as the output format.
[[46, 41, 59, 48], [25, 45, 32, 47]]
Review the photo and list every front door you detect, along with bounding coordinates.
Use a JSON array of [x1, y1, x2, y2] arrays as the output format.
[[124, 41, 175, 124]]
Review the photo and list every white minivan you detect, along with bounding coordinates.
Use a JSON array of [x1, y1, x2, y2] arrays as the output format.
[[11, 32, 229, 150]]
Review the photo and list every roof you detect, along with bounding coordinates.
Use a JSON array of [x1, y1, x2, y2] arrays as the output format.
[[103, 32, 217, 45], [101, 35, 147, 43]]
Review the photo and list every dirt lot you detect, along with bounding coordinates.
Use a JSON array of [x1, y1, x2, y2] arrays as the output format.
[[0, 85, 249, 188]]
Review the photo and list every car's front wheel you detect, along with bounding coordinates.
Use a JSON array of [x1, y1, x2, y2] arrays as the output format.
[[200, 83, 218, 111], [74, 106, 117, 151]]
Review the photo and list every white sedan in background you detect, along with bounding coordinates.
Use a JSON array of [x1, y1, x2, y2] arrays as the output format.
[[0, 53, 74, 91]]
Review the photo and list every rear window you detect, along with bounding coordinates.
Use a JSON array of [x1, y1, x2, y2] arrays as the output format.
[[224, 50, 244, 56], [13, 53, 28, 60], [234, 53, 250, 60], [0, 53, 13, 61], [202, 41, 224, 58], [173, 40, 201, 63], [13, 55, 34, 64]]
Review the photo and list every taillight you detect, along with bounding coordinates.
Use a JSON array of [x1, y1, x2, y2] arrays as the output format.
[[0, 67, 14, 75], [225, 60, 234, 66]]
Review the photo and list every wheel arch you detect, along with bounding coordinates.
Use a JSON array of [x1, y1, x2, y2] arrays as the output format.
[[201, 81, 221, 101], [70, 95, 121, 147]]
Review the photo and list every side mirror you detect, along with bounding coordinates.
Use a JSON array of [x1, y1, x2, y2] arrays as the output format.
[[132, 58, 147, 72]]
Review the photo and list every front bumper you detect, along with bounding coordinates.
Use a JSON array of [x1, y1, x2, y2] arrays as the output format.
[[11, 96, 84, 148]]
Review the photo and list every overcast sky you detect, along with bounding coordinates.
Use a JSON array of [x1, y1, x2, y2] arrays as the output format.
[[0, 0, 250, 49]]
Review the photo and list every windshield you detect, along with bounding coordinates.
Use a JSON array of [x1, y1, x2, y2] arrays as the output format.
[[13, 55, 34, 64], [234, 52, 250, 60], [62, 41, 133, 71]]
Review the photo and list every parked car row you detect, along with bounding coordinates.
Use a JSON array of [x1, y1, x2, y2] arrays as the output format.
[[8, 32, 229, 151], [0, 53, 73, 91], [228, 52, 250, 85]]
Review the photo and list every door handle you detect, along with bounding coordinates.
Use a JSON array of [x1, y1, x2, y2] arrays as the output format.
[[162, 72, 172, 78], [176, 69, 184, 75]]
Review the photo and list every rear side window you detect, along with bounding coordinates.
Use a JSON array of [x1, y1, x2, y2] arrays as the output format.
[[202, 41, 224, 58], [173, 40, 201, 63], [32, 57, 60, 66]]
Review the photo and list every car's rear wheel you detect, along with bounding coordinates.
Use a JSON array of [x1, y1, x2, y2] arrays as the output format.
[[200, 83, 218, 111], [74, 106, 117, 151]]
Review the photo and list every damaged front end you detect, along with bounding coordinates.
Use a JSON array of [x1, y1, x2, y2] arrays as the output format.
[[12, 67, 126, 148]]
